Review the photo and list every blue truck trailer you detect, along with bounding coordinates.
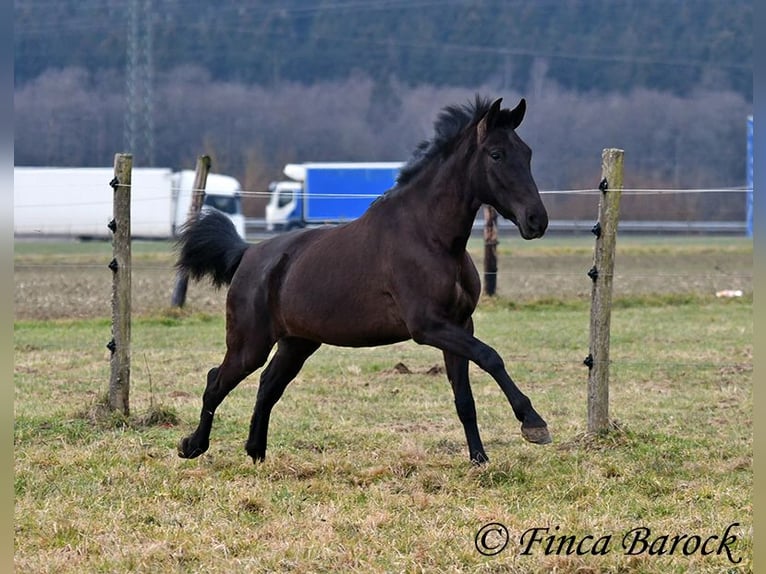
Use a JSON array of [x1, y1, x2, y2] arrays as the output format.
[[264, 162, 403, 231]]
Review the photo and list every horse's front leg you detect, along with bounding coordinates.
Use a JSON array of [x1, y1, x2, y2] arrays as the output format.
[[443, 350, 488, 464], [410, 317, 551, 446]]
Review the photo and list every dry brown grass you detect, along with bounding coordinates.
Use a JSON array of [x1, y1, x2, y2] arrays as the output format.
[[14, 235, 753, 572], [13, 235, 752, 320]]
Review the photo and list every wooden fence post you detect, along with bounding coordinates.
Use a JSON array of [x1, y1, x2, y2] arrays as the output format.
[[483, 205, 498, 296], [585, 148, 624, 433], [171, 155, 212, 307], [108, 153, 133, 415]]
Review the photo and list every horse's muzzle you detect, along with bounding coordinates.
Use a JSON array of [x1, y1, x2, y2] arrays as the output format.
[[520, 208, 548, 239]]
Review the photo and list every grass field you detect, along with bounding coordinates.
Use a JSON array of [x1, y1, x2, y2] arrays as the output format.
[[14, 235, 753, 573]]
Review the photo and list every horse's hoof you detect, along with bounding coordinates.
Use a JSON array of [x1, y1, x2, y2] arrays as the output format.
[[178, 436, 208, 459], [247, 446, 266, 464], [245, 442, 266, 463], [470, 451, 489, 465], [521, 425, 552, 445]]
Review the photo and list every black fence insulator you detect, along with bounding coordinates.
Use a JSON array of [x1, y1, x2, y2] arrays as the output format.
[[587, 266, 599, 282], [106, 339, 116, 353], [109, 177, 120, 190], [107, 219, 117, 232], [599, 178, 609, 193], [583, 354, 594, 368], [591, 222, 602, 238], [108, 258, 119, 272]]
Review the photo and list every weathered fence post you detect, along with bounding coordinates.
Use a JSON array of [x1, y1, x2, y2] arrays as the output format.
[[171, 155, 212, 307], [483, 205, 498, 296], [108, 153, 133, 415], [585, 148, 624, 433]]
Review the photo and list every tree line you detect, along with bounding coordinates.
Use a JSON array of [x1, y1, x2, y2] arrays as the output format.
[[15, 0, 752, 99], [14, 65, 751, 221], [14, 0, 752, 220]]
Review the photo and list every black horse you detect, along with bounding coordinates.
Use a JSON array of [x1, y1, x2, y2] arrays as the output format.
[[176, 96, 551, 465]]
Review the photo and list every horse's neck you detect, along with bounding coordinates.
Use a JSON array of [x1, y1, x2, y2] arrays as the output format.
[[397, 161, 480, 255]]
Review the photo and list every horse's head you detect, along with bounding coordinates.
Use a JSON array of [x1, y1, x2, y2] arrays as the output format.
[[472, 98, 548, 240]]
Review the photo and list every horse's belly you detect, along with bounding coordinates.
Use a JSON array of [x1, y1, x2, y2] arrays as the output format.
[[324, 330, 411, 348], [280, 286, 411, 347], [287, 316, 411, 348]]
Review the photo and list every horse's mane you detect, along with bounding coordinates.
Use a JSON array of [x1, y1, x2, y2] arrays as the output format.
[[396, 95, 494, 187]]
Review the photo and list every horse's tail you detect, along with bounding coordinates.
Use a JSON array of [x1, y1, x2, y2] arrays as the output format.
[[175, 210, 249, 288]]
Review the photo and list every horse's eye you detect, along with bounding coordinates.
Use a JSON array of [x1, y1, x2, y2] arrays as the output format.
[[489, 150, 504, 162]]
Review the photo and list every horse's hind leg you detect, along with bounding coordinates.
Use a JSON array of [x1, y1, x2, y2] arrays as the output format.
[[245, 337, 320, 463], [444, 350, 488, 465], [178, 336, 274, 460]]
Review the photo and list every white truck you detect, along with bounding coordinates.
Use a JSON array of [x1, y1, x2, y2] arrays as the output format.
[[264, 162, 403, 231], [13, 166, 246, 240]]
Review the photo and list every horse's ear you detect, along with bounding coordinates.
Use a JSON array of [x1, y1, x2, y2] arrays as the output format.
[[477, 97, 503, 144], [506, 98, 526, 129]]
